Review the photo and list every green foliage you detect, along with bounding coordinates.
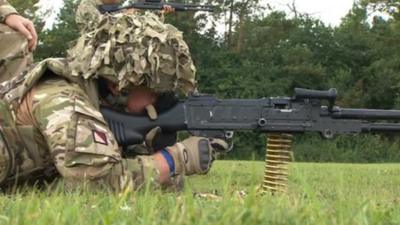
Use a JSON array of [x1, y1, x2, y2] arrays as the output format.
[[35, 0, 79, 60], [8, 0, 39, 18], [294, 134, 400, 163], [220, 133, 400, 163], [0, 161, 400, 225]]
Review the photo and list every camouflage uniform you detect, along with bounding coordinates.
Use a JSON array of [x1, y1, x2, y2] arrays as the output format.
[[0, 62, 155, 191], [0, 13, 196, 192], [0, 0, 33, 82]]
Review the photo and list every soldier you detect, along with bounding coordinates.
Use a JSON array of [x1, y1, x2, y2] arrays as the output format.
[[0, 13, 227, 192], [0, 0, 37, 82], [76, 0, 174, 33]]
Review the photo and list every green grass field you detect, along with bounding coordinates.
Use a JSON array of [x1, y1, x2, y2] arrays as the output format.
[[0, 161, 399, 225]]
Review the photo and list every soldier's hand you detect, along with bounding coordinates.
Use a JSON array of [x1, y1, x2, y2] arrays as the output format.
[[161, 5, 175, 14], [144, 126, 161, 152], [4, 14, 37, 51], [144, 105, 160, 152], [168, 137, 229, 176], [145, 104, 157, 120]]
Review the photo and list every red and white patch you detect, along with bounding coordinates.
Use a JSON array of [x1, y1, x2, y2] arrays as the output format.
[[93, 130, 108, 145]]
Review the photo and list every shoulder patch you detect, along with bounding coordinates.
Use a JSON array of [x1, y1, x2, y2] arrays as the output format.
[[93, 130, 108, 145]]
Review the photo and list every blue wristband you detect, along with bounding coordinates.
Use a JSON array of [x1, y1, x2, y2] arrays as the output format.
[[161, 149, 175, 176]]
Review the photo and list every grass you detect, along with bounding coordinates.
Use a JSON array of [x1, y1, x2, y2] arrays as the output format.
[[0, 161, 399, 225]]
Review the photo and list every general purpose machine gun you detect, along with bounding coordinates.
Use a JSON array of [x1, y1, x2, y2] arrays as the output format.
[[100, 88, 400, 192], [101, 88, 400, 146], [97, 0, 214, 14]]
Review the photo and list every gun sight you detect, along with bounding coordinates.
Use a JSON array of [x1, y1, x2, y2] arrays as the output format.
[[294, 88, 337, 110]]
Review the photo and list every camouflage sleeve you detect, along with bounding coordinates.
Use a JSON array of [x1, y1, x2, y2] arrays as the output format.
[[75, 0, 102, 33], [0, 0, 18, 23]]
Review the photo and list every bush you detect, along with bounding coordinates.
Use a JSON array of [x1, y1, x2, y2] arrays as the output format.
[[223, 133, 400, 163]]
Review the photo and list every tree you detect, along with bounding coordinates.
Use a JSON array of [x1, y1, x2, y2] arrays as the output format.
[[8, 0, 39, 18], [333, 1, 400, 108], [35, 0, 79, 60]]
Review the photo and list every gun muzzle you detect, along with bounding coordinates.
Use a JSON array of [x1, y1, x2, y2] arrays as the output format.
[[362, 123, 400, 132], [332, 108, 400, 120]]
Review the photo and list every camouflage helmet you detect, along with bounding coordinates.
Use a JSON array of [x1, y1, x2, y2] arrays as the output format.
[[67, 12, 197, 94]]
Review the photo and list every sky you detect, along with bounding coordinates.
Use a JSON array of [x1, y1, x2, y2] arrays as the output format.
[[37, 0, 355, 28], [267, 0, 354, 26]]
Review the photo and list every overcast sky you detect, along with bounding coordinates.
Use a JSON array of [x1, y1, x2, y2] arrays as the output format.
[[38, 0, 355, 27], [268, 0, 354, 26]]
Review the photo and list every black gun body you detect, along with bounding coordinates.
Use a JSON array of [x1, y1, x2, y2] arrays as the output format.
[[101, 92, 400, 147], [184, 96, 364, 138]]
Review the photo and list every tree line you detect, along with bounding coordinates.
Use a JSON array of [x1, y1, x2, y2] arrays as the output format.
[[10, 0, 400, 162]]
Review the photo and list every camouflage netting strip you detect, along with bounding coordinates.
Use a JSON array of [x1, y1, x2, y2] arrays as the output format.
[[67, 12, 197, 94]]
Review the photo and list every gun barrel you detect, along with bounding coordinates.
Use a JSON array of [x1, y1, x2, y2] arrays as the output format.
[[362, 123, 400, 132], [332, 108, 400, 120]]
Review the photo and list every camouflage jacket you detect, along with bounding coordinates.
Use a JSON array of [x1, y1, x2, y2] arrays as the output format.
[[0, 58, 102, 186], [1, 58, 100, 108], [0, 58, 176, 190], [0, 0, 18, 23]]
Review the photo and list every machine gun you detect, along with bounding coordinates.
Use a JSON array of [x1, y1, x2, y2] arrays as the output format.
[[100, 88, 400, 192], [97, 0, 214, 14], [101, 88, 400, 146]]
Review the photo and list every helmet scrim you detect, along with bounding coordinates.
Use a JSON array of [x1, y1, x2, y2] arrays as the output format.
[[67, 12, 197, 94]]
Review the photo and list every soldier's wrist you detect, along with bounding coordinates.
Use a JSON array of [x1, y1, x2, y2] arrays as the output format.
[[160, 149, 175, 176], [166, 144, 185, 175]]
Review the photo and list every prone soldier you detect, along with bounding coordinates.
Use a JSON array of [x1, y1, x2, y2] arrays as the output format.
[[0, 13, 227, 192], [0, 0, 36, 82]]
